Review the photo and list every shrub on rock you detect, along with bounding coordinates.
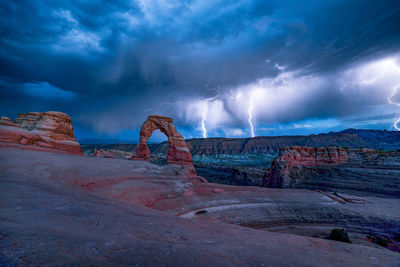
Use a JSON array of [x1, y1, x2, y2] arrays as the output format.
[[328, 228, 351, 243]]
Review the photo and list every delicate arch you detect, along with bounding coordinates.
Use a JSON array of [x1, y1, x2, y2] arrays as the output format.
[[132, 115, 193, 166]]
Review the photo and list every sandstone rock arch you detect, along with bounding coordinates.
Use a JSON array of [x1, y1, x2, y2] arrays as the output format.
[[132, 115, 193, 166]]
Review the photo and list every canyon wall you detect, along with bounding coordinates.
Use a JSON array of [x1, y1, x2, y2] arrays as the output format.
[[265, 146, 349, 188], [264, 146, 400, 197]]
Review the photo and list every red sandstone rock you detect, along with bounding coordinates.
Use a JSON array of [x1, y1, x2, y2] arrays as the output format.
[[94, 148, 102, 157], [265, 146, 348, 188], [132, 115, 194, 167], [0, 117, 17, 127], [93, 148, 132, 159], [0, 111, 82, 155]]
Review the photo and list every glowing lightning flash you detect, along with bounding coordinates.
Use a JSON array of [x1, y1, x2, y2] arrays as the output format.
[[248, 98, 255, 138], [144, 101, 182, 113], [384, 60, 400, 131], [201, 102, 208, 138], [387, 86, 400, 130], [353, 58, 400, 131], [199, 78, 220, 138], [246, 89, 265, 138]]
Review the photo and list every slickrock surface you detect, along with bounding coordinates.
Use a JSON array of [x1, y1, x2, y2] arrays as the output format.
[[0, 111, 81, 155], [264, 146, 400, 197], [1, 147, 400, 266]]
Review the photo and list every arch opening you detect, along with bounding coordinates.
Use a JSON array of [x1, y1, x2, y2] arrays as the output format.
[[147, 129, 168, 165]]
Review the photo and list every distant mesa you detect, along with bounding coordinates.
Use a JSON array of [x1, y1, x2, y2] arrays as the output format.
[[0, 111, 82, 155]]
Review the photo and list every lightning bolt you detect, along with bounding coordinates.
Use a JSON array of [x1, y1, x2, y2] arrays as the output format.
[[342, 58, 400, 131], [200, 78, 220, 138], [144, 101, 182, 113], [246, 89, 265, 138], [385, 61, 400, 131], [387, 86, 400, 130], [248, 98, 255, 138], [201, 103, 208, 138]]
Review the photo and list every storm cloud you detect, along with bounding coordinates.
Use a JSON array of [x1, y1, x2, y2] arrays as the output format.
[[0, 0, 399, 140]]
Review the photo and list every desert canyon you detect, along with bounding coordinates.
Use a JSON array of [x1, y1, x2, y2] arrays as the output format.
[[1, 112, 400, 266]]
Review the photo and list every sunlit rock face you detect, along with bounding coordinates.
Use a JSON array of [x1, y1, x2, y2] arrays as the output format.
[[132, 115, 198, 178], [0, 111, 82, 155]]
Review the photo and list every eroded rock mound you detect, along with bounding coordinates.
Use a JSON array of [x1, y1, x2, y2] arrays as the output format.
[[265, 146, 348, 188], [0, 111, 82, 155]]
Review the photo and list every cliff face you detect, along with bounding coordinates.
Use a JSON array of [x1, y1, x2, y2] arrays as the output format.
[[0, 112, 82, 155], [265, 146, 349, 188], [264, 146, 400, 197]]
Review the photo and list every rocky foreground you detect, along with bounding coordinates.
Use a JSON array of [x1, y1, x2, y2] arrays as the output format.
[[1, 113, 399, 265], [1, 147, 400, 266]]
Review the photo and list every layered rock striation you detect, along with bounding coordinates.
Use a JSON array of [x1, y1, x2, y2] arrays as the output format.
[[0, 111, 82, 155], [265, 146, 349, 188], [264, 146, 400, 197], [147, 129, 400, 155]]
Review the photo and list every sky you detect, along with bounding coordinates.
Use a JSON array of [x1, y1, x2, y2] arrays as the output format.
[[1, 0, 400, 142]]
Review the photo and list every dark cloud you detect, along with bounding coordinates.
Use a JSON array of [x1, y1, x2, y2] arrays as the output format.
[[0, 0, 399, 138]]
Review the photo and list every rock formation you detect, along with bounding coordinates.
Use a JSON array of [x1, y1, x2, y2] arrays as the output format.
[[0, 111, 82, 155], [264, 146, 400, 197], [97, 129, 400, 157], [2, 147, 400, 265], [264, 146, 349, 188], [132, 115, 193, 165], [94, 148, 132, 159]]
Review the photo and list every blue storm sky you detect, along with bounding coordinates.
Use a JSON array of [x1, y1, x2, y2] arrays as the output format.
[[1, 0, 400, 142]]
